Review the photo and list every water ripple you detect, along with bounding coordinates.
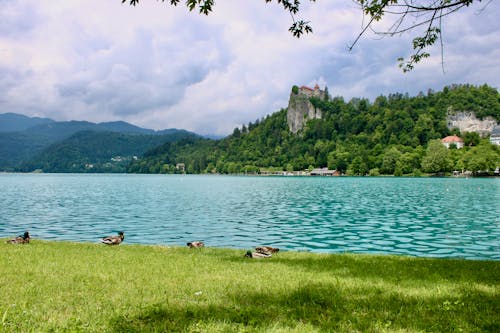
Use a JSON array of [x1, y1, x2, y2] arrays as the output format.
[[0, 174, 499, 259]]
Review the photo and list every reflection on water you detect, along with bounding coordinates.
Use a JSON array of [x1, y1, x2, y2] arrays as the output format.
[[1, 174, 498, 260]]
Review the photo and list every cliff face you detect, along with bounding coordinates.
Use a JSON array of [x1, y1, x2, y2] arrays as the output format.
[[286, 90, 323, 133], [446, 109, 498, 137], [287, 89, 498, 136]]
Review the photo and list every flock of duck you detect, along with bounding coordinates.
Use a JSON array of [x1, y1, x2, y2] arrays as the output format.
[[5, 231, 280, 258]]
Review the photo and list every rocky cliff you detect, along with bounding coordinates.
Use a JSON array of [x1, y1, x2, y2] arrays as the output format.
[[286, 87, 323, 133], [287, 89, 498, 136], [446, 109, 498, 137]]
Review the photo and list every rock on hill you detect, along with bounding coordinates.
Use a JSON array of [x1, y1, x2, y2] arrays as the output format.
[[446, 110, 498, 137], [286, 85, 325, 133]]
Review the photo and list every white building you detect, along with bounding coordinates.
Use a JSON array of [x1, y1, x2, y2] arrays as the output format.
[[441, 135, 464, 149], [490, 125, 500, 145], [310, 168, 339, 176]]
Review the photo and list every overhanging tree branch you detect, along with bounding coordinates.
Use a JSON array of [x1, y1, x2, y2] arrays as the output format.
[[121, 0, 488, 71], [352, 0, 484, 71]]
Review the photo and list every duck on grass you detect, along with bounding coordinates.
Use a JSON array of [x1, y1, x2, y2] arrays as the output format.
[[100, 231, 125, 245], [187, 241, 205, 248], [5, 231, 30, 244], [1, 239, 497, 332]]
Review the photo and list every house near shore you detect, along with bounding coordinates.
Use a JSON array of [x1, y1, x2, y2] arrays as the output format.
[[176, 163, 185, 173], [310, 168, 339, 176], [441, 135, 464, 149], [490, 125, 500, 145]]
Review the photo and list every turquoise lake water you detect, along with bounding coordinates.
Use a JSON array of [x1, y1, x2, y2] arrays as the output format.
[[0, 174, 498, 260]]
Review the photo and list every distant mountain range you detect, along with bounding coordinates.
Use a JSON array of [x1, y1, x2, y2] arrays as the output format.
[[0, 112, 54, 132], [0, 112, 205, 172], [0, 112, 197, 136]]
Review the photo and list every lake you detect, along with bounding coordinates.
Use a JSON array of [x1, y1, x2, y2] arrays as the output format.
[[0, 174, 498, 260]]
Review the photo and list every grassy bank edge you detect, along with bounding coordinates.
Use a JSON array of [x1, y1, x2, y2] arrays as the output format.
[[1, 240, 499, 332]]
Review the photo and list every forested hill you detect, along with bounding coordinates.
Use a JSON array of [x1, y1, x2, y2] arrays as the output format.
[[0, 114, 200, 171], [18, 130, 199, 173], [0, 113, 54, 132], [128, 84, 500, 175]]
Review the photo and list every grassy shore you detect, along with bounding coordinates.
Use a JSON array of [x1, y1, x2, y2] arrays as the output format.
[[1, 241, 498, 332]]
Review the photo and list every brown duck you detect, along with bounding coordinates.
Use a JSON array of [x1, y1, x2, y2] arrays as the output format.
[[187, 241, 205, 248], [6, 231, 30, 244], [255, 246, 279, 254], [244, 250, 272, 259], [101, 231, 124, 245]]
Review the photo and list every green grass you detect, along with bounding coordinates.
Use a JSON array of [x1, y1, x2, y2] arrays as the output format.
[[1, 241, 498, 332]]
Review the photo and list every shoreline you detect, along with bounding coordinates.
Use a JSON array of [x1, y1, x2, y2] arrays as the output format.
[[3, 238, 499, 262], [2, 171, 500, 178]]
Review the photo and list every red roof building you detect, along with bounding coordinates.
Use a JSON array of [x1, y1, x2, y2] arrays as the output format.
[[299, 84, 323, 98], [441, 135, 464, 149]]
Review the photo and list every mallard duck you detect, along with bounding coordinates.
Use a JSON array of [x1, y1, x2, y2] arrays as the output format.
[[244, 250, 272, 259], [6, 231, 30, 244], [187, 241, 205, 248], [101, 231, 124, 245], [255, 246, 279, 254]]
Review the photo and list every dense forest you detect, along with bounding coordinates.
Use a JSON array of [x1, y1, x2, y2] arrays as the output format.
[[128, 84, 500, 176], [18, 130, 199, 173], [0, 114, 200, 171]]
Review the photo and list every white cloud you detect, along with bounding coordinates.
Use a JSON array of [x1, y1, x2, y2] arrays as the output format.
[[0, 0, 499, 135]]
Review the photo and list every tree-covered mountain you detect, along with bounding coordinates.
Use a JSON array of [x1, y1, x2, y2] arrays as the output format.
[[0, 113, 54, 132], [19, 130, 200, 173], [97, 121, 157, 134], [128, 84, 500, 176], [0, 114, 200, 171]]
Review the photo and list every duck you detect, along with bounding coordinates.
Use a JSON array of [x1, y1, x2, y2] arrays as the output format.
[[187, 241, 205, 248], [244, 250, 272, 259], [255, 246, 279, 254], [101, 231, 124, 245], [6, 231, 30, 244]]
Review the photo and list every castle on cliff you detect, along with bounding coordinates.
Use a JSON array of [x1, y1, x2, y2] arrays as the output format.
[[287, 84, 327, 133], [298, 84, 326, 99]]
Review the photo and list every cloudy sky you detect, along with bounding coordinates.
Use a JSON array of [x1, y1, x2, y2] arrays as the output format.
[[1, 0, 499, 135]]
